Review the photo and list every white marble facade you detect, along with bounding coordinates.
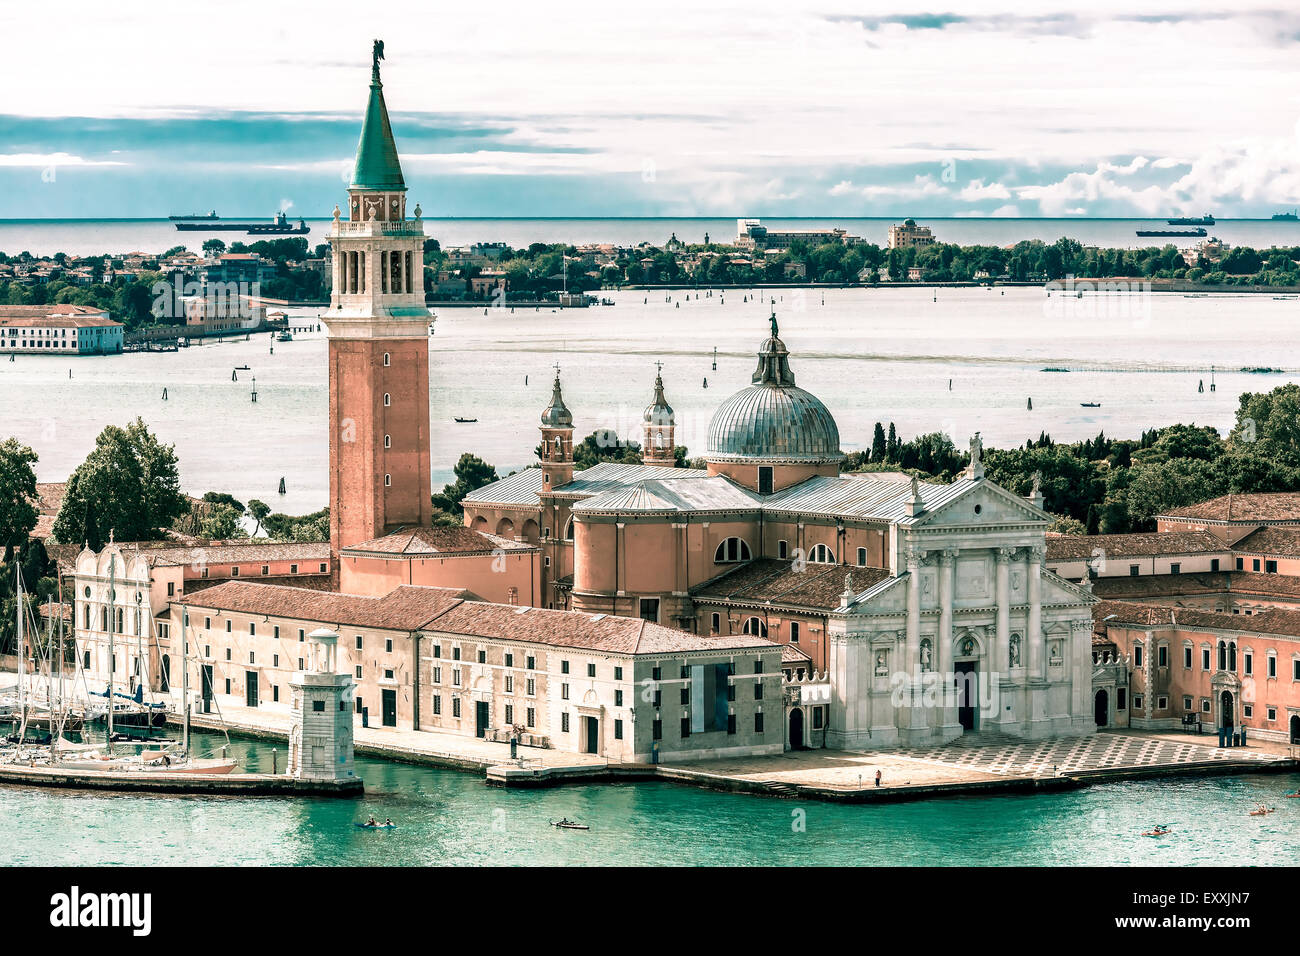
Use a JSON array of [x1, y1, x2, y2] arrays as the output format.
[[827, 472, 1097, 749]]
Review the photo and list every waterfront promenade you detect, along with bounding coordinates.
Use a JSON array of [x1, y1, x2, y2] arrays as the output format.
[[177, 697, 1294, 802]]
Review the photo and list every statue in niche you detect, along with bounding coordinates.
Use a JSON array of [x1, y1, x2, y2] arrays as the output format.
[[1049, 640, 1063, 664], [1011, 569, 1023, 590], [874, 651, 888, 676], [919, 639, 932, 672], [1009, 634, 1021, 668], [960, 636, 976, 657]]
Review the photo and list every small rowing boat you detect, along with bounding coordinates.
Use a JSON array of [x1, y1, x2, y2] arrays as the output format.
[[1141, 827, 1171, 837], [355, 822, 397, 830], [1247, 806, 1275, 816]]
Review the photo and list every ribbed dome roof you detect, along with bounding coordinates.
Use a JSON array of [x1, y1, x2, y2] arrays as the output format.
[[706, 316, 842, 463], [540, 369, 573, 427]]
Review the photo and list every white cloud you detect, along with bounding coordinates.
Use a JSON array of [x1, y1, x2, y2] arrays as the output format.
[[0, 152, 126, 167], [958, 179, 1012, 201]]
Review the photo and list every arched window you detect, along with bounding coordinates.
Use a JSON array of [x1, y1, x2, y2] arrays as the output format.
[[384, 474, 391, 487], [742, 616, 768, 637], [384, 434, 391, 449], [714, 537, 752, 563], [710, 612, 720, 633], [383, 352, 391, 367], [1218, 641, 1227, 671], [808, 543, 834, 564], [384, 393, 391, 407], [83, 604, 90, 629], [563, 517, 574, 541]]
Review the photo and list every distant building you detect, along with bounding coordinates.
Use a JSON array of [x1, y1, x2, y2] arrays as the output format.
[[735, 218, 860, 251], [469, 270, 508, 298], [0, 305, 122, 355], [888, 219, 936, 250]]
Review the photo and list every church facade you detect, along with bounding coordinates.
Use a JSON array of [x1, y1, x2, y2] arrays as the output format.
[[463, 318, 1100, 748]]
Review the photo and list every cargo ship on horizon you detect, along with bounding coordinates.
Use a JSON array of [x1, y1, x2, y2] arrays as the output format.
[[1136, 227, 1207, 237], [1166, 214, 1214, 225], [174, 211, 309, 235], [169, 210, 219, 221]]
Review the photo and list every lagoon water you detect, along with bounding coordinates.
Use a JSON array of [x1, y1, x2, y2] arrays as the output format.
[[5, 734, 1298, 866], [0, 285, 1297, 514]]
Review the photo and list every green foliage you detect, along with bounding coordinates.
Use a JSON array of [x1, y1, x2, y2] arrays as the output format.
[[431, 453, 500, 515], [572, 431, 641, 469], [260, 508, 330, 542], [199, 503, 249, 539], [0, 437, 39, 553], [983, 446, 1105, 522], [51, 418, 187, 549]]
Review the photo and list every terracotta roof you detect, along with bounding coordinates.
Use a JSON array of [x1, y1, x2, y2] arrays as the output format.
[[116, 540, 330, 566], [778, 642, 812, 664], [1045, 531, 1225, 562], [693, 558, 889, 611], [1232, 526, 1300, 557], [1093, 599, 1300, 638], [428, 601, 771, 654], [342, 526, 533, 556], [1159, 493, 1300, 524], [35, 482, 66, 514], [1091, 570, 1300, 601], [177, 582, 467, 630]]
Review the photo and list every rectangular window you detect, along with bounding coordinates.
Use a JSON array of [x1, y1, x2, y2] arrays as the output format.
[[778, 540, 788, 559], [385, 638, 393, 653], [1268, 656, 1277, 679], [1293, 659, 1300, 681], [1244, 704, 1253, 718], [453, 670, 461, 686], [290, 564, 298, 574], [856, 547, 867, 567], [1201, 698, 1211, 713], [452, 698, 461, 718], [273, 686, 279, 703], [1117, 688, 1127, 710], [273, 626, 280, 640], [1169, 562, 1180, 575], [355, 666, 362, 679], [313, 700, 325, 712], [1134, 646, 1143, 668], [758, 465, 773, 495], [754, 712, 764, 734], [231, 566, 240, 577], [652, 666, 661, 681], [478, 650, 486, 664], [1253, 559, 1261, 572], [613, 666, 622, 680], [652, 719, 662, 741], [453, 647, 461, 660], [680, 687, 689, 705], [561, 683, 570, 700], [505, 675, 513, 693], [1157, 696, 1168, 710], [505, 653, 513, 667], [1210, 558, 1220, 572], [1268, 707, 1277, 721], [320, 563, 327, 574], [1202, 648, 1211, 670], [1183, 646, 1192, 669], [587, 662, 596, 678], [1236, 557, 1244, 570], [614, 719, 623, 740], [433, 667, 441, 684], [1267, 560, 1278, 574], [680, 717, 690, 739], [355, 635, 363, 650], [504, 704, 513, 725], [526, 707, 535, 727], [167, 581, 175, 597], [614, 689, 623, 707], [639, 598, 659, 623], [1129, 564, 1140, 576], [1182, 695, 1193, 710], [561, 712, 570, 733], [561, 660, 569, 674], [1157, 646, 1168, 668], [1133, 694, 1144, 709], [249, 623, 256, 637], [727, 713, 736, 735], [1245, 652, 1253, 676], [790, 621, 800, 644], [433, 695, 441, 716], [526, 655, 535, 670], [298, 629, 305, 642], [526, 678, 535, 696], [261, 565, 269, 576], [755, 681, 763, 700], [434, 645, 442, 659]]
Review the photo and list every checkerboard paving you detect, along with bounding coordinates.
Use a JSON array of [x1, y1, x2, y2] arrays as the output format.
[[892, 732, 1279, 779]]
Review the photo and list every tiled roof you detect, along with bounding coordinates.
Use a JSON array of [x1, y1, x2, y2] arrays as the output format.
[[1092, 572, 1228, 600], [693, 557, 889, 611], [342, 526, 533, 556], [427, 600, 772, 654], [1093, 599, 1300, 638], [778, 642, 812, 664], [461, 468, 545, 507], [177, 582, 467, 630], [1159, 492, 1300, 523], [550, 461, 709, 498], [35, 482, 66, 514], [572, 476, 760, 515], [120, 540, 331, 567], [760, 474, 993, 524], [1232, 526, 1300, 557], [1045, 531, 1225, 562]]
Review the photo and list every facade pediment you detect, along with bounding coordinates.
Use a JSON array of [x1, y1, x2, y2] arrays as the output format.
[[903, 478, 1049, 530]]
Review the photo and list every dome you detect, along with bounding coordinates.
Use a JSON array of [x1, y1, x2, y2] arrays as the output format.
[[706, 316, 842, 463], [540, 370, 573, 427], [643, 367, 674, 425]]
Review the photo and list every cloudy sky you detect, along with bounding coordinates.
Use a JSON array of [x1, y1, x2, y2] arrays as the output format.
[[2, 0, 1299, 218]]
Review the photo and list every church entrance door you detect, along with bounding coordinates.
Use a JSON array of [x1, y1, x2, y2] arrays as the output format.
[[955, 661, 978, 732]]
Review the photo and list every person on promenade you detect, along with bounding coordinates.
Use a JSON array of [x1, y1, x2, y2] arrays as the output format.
[[875, 769, 882, 787]]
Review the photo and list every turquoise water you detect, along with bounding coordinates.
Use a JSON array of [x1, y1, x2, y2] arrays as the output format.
[[6, 735, 1299, 866]]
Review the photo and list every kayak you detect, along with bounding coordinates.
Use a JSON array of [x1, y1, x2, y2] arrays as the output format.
[[1247, 808, 1275, 816], [1141, 829, 1171, 837], [355, 822, 397, 829]]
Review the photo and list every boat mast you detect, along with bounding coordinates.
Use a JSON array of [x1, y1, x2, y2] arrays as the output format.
[[106, 559, 115, 747], [14, 559, 24, 738], [181, 609, 190, 755]]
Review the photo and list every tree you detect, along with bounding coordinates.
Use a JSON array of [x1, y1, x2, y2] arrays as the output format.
[[871, 422, 887, 462], [248, 499, 271, 536], [0, 438, 39, 554], [431, 453, 499, 515], [200, 502, 248, 539], [982, 446, 1105, 522], [202, 238, 226, 257], [1228, 384, 1300, 465], [52, 418, 188, 549], [1113, 458, 1223, 531]]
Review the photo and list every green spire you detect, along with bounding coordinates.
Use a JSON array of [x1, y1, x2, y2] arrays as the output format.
[[350, 46, 405, 191]]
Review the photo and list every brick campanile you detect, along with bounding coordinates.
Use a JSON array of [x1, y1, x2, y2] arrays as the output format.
[[325, 40, 431, 557]]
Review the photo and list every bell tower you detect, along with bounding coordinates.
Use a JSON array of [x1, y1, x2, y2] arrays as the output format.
[[325, 40, 432, 556], [539, 366, 574, 493], [641, 362, 676, 467]]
